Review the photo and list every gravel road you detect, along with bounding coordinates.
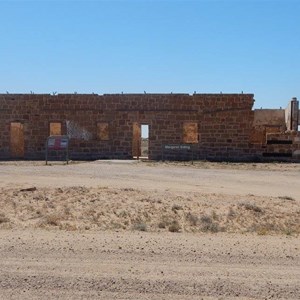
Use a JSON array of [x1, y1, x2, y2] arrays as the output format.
[[0, 230, 299, 299]]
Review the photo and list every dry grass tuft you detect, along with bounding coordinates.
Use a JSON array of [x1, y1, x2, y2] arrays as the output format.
[[44, 214, 62, 226], [172, 204, 183, 212], [227, 207, 236, 219], [278, 196, 295, 201], [199, 215, 220, 233], [238, 202, 263, 213], [168, 220, 181, 232], [186, 212, 199, 226], [132, 222, 147, 232], [158, 221, 167, 229], [157, 215, 173, 229], [0, 213, 10, 224]]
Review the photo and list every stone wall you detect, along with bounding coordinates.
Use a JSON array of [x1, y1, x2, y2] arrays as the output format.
[[0, 93, 298, 161], [250, 109, 286, 145], [251, 99, 300, 160]]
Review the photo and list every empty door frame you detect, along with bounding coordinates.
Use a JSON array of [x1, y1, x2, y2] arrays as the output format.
[[141, 124, 149, 158]]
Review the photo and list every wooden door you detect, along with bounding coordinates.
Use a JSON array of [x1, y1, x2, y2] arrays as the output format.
[[132, 122, 141, 157], [10, 122, 24, 158]]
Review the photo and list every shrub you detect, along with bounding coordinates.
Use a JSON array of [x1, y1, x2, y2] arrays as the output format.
[[172, 204, 183, 212], [257, 227, 268, 235], [132, 222, 147, 232], [0, 213, 9, 224], [158, 215, 172, 229], [186, 212, 198, 226], [158, 221, 167, 229], [239, 202, 263, 213], [227, 207, 235, 219], [211, 211, 219, 220], [168, 220, 181, 232], [283, 228, 294, 236], [278, 196, 295, 201], [45, 214, 61, 226], [200, 215, 213, 224], [200, 214, 220, 233], [201, 222, 220, 233]]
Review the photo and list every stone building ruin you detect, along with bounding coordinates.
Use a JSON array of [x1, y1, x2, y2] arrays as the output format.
[[0, 93, 299, 161]]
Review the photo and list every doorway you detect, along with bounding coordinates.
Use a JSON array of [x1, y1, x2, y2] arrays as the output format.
[[132, 123, 149, 159], [141, 124, 149, 158], [10, 122, 24, 158]]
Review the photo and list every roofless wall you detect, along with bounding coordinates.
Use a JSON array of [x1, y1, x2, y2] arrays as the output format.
[[0, 93, 299, 161]]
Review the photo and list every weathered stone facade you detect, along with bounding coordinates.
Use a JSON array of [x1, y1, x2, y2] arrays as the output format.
[[0, 93, 299, 161]]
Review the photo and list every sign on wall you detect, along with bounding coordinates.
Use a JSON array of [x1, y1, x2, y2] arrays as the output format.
[[164, 144, 192, 150], [162, 144, 196, 162]]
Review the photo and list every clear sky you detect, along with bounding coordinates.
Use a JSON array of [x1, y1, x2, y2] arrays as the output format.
[[0, 0, 299, 108]]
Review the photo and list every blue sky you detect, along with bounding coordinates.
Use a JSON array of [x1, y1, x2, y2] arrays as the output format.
[[0, 0, 299, 108]]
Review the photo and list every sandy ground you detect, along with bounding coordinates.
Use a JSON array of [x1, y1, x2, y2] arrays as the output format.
[[0, 160, 299, 198], [0, 230, 299, 299], [0, 160, 299, 299]]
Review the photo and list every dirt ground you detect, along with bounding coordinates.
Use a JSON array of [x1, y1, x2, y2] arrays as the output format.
[[0, 160, 299, 299]]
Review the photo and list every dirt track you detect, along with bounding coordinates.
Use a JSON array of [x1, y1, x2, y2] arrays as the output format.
[[0, 160, 300, 198], [0, 160, 299, 299], [1, 230, 299, 299]]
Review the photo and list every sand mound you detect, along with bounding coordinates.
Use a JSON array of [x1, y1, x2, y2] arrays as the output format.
[[0, 186, 299, 235]]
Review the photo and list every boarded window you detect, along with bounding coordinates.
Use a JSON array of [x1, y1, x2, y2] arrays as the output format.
[[97, 123, 109, 140], [50, 122, 62, 136], [183, 122, 198, 143]]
